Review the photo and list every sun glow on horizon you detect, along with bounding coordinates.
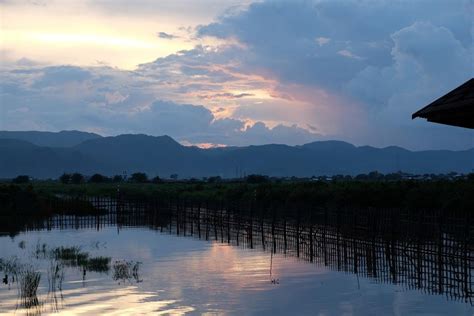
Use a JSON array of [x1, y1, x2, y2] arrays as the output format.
[[0, 1, 219, 69], [1, 29, 192, 69], [30, 32, 159, 49]]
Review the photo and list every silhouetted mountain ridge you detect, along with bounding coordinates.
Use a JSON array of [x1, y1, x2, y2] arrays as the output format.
[[0, 130, 101, 147], [0, 132, 473, 178]]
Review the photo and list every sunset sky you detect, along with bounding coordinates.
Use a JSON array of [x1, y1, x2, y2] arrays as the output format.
[[1, 0, 473, 149]]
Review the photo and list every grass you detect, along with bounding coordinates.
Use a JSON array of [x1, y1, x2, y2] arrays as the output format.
[[35, 242, 48, 259], [112, 260, 142, 283], [85, 256, 111, 272], [1, 242, 115, 312], [51, 246, 111, 272], [18, 267, 41, 308], [52, 246, 89, 266], [0, 257, 20, 275], [48, 261, 64, 293]]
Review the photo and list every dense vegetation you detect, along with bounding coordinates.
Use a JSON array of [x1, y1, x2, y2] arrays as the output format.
[[2, 172, 474, 213], [0, 184, 100, 236]]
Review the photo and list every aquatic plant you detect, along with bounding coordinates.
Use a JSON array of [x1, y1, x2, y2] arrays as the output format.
[[18, 240, 26, 249], [1, 243, 113, 313], [52, 246, 89, 267], [0, 257, 21, 288], [18, 266, 41, 309], [35, 242, 48, 259], [51, 246, 112, 273], [131, 261, 141, 283], [112, 260, 142, 283], [47, 261, 65, 313], [47, 261, 64, 293], [85, 256, 111, 272], [0, 256, 20, 275]]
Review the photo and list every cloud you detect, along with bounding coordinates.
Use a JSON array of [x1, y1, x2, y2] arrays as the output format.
[[157, 32, 178, 40], [198, 92, 254, 100], [197, 0, 472, 89], [237, 122, 320, 146], [337, 49, 363, 60], [0, 64, 319, 145], [32, 66, 92, 88], [0, 0, 47, 5], [345, 21, 472, 115], [315, 37, 330, 46], [1, 0, 473, 150], [194, 0, 473, 149], [87, 0, 255, 21], [124, 100, 321, 146]]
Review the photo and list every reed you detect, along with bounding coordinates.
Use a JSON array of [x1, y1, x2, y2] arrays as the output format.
[[113, 260, 141, 283], [19, 267, 41, 308], [85, 256, 111, 272], [52, 246, 89, 266], [48, 261, 64, 293]]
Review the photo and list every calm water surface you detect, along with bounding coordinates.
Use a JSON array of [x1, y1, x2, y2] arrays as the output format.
[[1, 225, 473, 315]]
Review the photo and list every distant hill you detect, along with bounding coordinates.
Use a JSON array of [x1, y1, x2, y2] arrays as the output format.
[[0, 132, 473, 178], [0, 139, 96, 178], [0, 130, 101, 147]]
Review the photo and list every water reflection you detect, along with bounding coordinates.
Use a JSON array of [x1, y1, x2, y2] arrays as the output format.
[[0, 197, 473, 315], [37, 199, 474, 305], [0, 284, 193, 315]]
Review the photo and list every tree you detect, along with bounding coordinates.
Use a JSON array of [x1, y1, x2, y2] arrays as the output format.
[[207, 176, 222, 183], [246, 174, 268, 184], [355, 173, 369, 181], [152, 176, 162, 184], [130, 172, 148, 183], [12, 175, 30, 184], [170, 174, 178, 180], [71, 173, 85, 184], [89, 173, 108, 183], [59, 173, 71, 184], [112, 175, 124, 183], [367, 171, 383, 180]]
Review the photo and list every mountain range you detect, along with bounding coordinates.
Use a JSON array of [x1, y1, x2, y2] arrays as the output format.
[[0, 131, 473, 179]]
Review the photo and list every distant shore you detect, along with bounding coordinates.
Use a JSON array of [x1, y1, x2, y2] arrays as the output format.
[[2, 175, 474, 214]]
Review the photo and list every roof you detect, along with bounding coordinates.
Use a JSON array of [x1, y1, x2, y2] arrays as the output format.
[[412, 78, 474, 129]]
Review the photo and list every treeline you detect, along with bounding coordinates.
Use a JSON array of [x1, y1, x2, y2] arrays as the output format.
[[58, 172, 162, 184], [0, 184, 100, 221], [3, 172, 474, 214], [149, 179, 474, 212], [1, 177, 473, 237], [0, 185, 44, 215], [8, 172, 163, 184], [7, 171, 474, 185]]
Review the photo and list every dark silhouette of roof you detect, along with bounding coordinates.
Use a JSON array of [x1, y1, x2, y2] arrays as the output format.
[[412, 78, 474, 129]]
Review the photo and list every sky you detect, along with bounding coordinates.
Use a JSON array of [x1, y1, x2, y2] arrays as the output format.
[[0, 0, 473, 150]]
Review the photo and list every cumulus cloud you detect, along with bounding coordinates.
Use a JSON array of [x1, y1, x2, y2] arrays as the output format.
[[32, 66, 93, 88], [1, 0, 473, 150], [346, 22, 472, 119], [0, 64, 319, 145], [194, 0, 473, 149], [197, 0, 472, 88]]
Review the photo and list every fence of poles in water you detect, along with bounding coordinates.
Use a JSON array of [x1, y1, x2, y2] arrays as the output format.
[[20, 195, 474, 305]]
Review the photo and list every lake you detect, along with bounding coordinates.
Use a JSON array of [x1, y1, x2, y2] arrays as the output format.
[[1, 199, 473, 315]]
